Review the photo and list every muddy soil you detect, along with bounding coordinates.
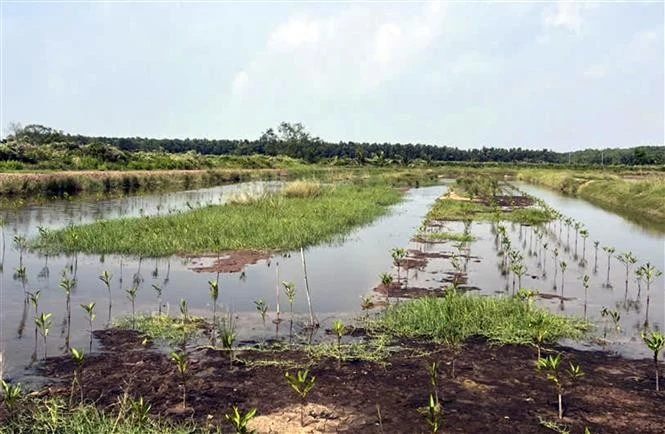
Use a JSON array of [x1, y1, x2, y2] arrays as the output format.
[[189, 250, 271, 273], [12, 329, 665, 433]]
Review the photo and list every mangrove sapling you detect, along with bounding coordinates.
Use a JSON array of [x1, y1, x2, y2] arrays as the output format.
[[69, 348, 84, 405], [285, 369, 317, 427], [552, 249, 560, 289], [28, 291, 41, 361], [582, 275, 590, 321], [300, 246, 318, 328], [542, 242, 549, 277], [391, 247, 407, 285], [220, 316, 237, 369], [592, 241, 600, 273], [602, 246, 615, 288], [418, 394, 442, 434], [13, 235, 27, 268], [169, 351, 189, 408], [617, 252, 637, 299], [559, 261, 567, 297], [536, 354, 584, 419], [60, 271, 75, 350], [282, 281, 297, 340], [332, 319, 345, 367], [99, 270, 113, 326], [254, 299, 268, 329], [426, 361, 441, 405], [208, 280, 219, 345], [225, 406, 258, 434], [125, 286, 139, 328], [80, 302, 95, 352], [151, 283, 163, 314], [379, 272, 394, 286], [360, 295, 374, 312], [573, 222, 582, 259], [639, 263, 662, 327], [641, 330, 665, 391], [512, 262, 527, 295], [600, 307, 621, 337], [579, 230, 589, 265], [35, 312, 52, 359]]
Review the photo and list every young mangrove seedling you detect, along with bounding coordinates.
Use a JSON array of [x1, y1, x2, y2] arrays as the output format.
[[592, 241, 600, 272], [35, 312, 52, 359], [254, 299, 268, 328], [617, 252, 637, 298], [391, 247, 407, 284], [69, 347, 85, 405], [511, 262, 527, 295], [224, 406, 258, 434], [332, 319, 345, 367], [282, 281, 297, 320], [559, 261, 567, 295], [99, 270, 112, 325], [537, 354, 584, 419], [582, 275, 590, 321], [285, 369, 317, 427], [602, 246, 615, 287], [426, 361, 440, 405], [360, 295, 374, 312], [125, 286, 139, 327], [220, 316, 237, 369], [418, 394, 442, 434], [60, 271, 75, 350], [641, 330, 665, 392], [579, 229, 589, 264], [80, 302, 95, 351], [639, 262, 663, 327], [208, 280, 220, 345], [151, 283, 163, 315], [529, 316, 548, 360], [169, 351, 189, 408]]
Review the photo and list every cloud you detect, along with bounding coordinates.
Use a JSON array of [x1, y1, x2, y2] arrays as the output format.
[[229, 1, 447, 99], [543, 2, 584, 33], [231, 70, 249, 97], [583, 64, 607, 78]]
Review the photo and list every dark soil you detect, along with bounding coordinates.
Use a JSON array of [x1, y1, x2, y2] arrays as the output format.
[[189, 250, 271, 273], [17, 329, 665, 433]]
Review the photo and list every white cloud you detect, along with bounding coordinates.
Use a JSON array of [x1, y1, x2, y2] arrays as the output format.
[[231, 70, 249, 97], [543, 2, 584, 34], [583, 64, 607, 78], [230, 1, 447, 99]]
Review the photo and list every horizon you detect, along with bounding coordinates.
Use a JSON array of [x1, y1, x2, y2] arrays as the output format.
[[2, 1, 663, 151]]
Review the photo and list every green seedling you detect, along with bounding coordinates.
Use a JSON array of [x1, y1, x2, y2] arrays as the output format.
[[391, 247, 407, 283], [641, 330, 665, 391], [600, 307, 621, 337], [332, 319, 345, 367], [602, 246, 615, 287], [360, 295, 374, 311], [426, 361, 440, 405], [418, 394, 442, 434], [179, 298, 189, 323], [282, 281, 297, 320], [151, 283, 163, 315], [617, 252, 637, 297], [582, 275, 590, 321], [379, 272, 394, 286], [559, 261, 567, 294], [254, 299, 268, 328], [208, 280, 219, 326], [170, 351, 189, 408], [285, 369, 317, 427], [99, 271, 112, 322], [35, 312, 52, 359], [125, 286, 139, 327], [70, 348, 85, 405], [220, 317, 237, 369], [537, 354, 584, 419], [224, 406, 258, 434]]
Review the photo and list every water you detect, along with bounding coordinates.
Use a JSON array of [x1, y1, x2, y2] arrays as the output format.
[[0, 182, 446, 381], [407, 182, 664, 358]]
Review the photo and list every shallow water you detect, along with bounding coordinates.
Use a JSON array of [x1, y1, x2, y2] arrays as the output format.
[[0, 182, 447, 381]]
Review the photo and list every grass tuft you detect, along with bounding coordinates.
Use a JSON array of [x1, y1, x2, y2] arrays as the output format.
[[282, 180, 323, 198], [114, 314, 203, 346]]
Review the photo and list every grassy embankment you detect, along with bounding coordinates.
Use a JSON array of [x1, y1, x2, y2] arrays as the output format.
[[516, 169, 665, 230], [32, 181, 402, 256]]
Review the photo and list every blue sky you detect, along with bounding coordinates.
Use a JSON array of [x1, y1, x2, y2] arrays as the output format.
[[1, 1, 663, 150]]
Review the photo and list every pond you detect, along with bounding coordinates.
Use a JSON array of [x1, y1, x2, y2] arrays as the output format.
[[0, 182, 446, 382], [1, 180, 663, 385]]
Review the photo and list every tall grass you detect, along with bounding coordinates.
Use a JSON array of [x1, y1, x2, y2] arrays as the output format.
[[426, 197, 554, 225], [379, 291, 588, 345], [32, 184, 402, 256]]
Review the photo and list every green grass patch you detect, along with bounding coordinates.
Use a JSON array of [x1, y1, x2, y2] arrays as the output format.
[[1, 397, 201, 433], [114, 314, 203, 346], [416, 231, 476, 243], [32, 183, 402, 256], [426, 197, 554, 225], [378, 291, 588, 346]]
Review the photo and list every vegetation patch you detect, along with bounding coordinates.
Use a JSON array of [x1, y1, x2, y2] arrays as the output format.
[[413, 231, 476, 243], [114, 314, 203, 346], [378, 291, 588, 346], [31, 183, 402, 256]]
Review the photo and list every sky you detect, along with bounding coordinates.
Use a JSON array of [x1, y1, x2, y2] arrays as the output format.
[[1, 1, 663, 151]]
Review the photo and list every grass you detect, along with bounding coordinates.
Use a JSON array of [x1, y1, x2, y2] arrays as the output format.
[[517, 169, 665, 230], [114, 314, 203, 346], [426, 196, 554, 225], [0, 397, 202, 433], [378, 291, 588, 346], [415, 231, 476, 243], [31, 183, 402, 256]]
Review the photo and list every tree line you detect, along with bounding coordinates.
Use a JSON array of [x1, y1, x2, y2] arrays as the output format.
[[2, 122, 663, 166]]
